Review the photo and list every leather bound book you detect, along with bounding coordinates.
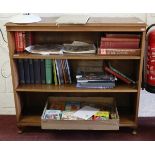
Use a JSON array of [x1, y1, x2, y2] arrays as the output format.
[[17, 59, 25, 84], [33, 59, 41, 84], [23, 59, 30, 84], [40, 59, 46, 84], [29, 59, 34, 84]]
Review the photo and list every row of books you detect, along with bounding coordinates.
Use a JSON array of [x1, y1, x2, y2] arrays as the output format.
[[98, 33, 141, 55], [17, 59, 71, 85], [76, 70, 116, 89], [15, 32, 32, 53], [43, 101, 117, 120]]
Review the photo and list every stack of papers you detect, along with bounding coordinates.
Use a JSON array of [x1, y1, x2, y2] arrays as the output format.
[[73, 106, 99, 120], [56, 15, 90, 25]]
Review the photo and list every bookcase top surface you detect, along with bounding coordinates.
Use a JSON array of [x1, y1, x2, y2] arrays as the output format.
[[5, 17, 146, 27]]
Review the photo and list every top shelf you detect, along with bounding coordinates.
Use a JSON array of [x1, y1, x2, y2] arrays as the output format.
[[13, 53, 141, 60], [6, 17, 146, 32]]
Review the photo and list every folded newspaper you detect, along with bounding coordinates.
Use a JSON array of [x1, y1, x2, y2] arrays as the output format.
[[62, 41, 96, 54], [25, 44, 63, 55]]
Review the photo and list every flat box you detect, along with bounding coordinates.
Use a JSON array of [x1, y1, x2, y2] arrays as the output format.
[[41, 97, 119, 130]]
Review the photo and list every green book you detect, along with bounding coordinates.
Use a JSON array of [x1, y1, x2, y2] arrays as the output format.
[[45, 59, 52, 84]]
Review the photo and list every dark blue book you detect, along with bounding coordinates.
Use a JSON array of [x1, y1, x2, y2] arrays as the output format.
[[29, 59, 34, 84], [23, 59, 30, 84], [33, 59, 41, 84], [17, 59, 25, 84], [40, 59, 46, 84]]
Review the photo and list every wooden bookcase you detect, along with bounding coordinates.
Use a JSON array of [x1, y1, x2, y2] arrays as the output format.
[[6, 17, 146, 133]]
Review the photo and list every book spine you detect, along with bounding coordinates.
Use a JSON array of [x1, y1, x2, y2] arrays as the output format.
[[104, 67, 131, 84], [53, 60, 58, 85], [23, 59, 30, 84], [63, 59, 70, 84], [105, 34, 140, 38], [15, 32, 24, 53], [45, 59, 52, 84], [57, 59, 64, 84], [101, 37, 140, 42], [17, 59, 25, 84], [25, 32, 33, 47], [22, 32, 26, 50], [29, 59, 34, 84], [100, 41, 139, 49], [97, 48, 140, 55], [55, 60, 61, 85], [65, 59, 72, 84], [40, 59, 46, 84], [34, 59, 41, 84], [61, 60, 67, 84]]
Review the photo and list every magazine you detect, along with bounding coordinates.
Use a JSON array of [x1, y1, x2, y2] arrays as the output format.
[[25, 44, 63, 55], [62, 41, 96, 54]]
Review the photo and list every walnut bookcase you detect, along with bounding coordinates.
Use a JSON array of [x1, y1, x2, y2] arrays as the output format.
[[6, 17, 146, 133]]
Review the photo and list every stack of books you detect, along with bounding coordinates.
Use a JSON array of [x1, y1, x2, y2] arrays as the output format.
[[76, 71, 115, 89], [97, 33, 141, 55]]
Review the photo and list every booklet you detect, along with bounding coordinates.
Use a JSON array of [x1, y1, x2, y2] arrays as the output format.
[[73, 106, 99, 120]]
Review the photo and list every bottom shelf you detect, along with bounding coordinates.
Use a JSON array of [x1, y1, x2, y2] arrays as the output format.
[[18, 114, 136, 128]]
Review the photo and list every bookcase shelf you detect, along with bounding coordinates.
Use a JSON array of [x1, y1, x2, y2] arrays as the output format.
[[16, 84, 138, 93], [18, 114, 136, 127], [6, 17, 146, 133], [13, 53, 141, 60]]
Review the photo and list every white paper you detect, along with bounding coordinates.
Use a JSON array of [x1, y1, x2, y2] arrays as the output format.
[[56, 15, 90, 24], [73, 106, 99, 120]]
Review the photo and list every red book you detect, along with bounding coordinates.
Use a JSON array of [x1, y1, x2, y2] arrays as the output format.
[[105, 33, 141, 38], [104, 66, 134, 84], [14, 32, 24, 53], [101, 37, 140, 42]]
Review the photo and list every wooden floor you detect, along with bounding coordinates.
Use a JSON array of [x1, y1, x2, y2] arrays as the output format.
[[0, 115, 155, 141]]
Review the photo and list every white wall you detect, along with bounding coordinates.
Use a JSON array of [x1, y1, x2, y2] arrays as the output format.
[[0, 13, 155, 116]]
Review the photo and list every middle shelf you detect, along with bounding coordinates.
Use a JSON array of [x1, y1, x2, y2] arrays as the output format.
[[13, 53, 141, 60], [16, 84, 138, 92]]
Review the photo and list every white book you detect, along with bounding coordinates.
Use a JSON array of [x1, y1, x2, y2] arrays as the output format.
[[73, 106, 99, 120]]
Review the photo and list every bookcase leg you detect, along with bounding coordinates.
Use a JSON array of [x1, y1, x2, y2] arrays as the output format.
[[132, 129, 137, 135], [17, 127, 24, 134]]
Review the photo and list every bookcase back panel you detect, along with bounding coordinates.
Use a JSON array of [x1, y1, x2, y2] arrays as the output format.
[[20, 92, 136, 117], [69, 60, 139, 83], [33, 32, 100, 45]]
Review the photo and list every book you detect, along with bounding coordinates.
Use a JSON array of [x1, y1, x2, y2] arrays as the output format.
[[40, 59, 46, 84], [104, 64, 136, 84], [49, 102, 65, 111], [29, 59, 34, 84], [100, 37, 140, 49], [97, 48, 140, 56], [44, 110, 61, 120], [73, 106, 99, 120], [105, 33, 141, 38], [17, 59, 25, 84], [45, 59, 52, 84], [33, 59, 41, 84], [14, 32, 24, 53], [65, 59, 72, 84], [76, 72, 115, 82], [61, 111, 80, 120], [23, 59, 30, 84], [65, 102, 80, 111], [55, 60, 61, 85], [53, 60, 58, 85], [93, 111, 110, 120], [76, 82, 115, 89], [56, 59, 64, 84]]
